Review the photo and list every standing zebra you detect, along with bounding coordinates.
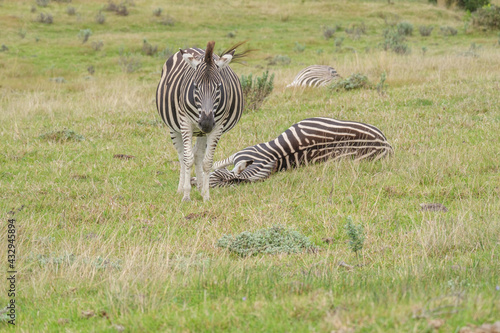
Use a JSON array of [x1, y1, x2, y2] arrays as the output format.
[[198, 117, 392, 187], [286, 65, 340, 88], [156, 41, 244, 201]]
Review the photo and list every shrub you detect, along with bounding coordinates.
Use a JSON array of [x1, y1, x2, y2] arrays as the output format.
[[142, 39, 158, 56], [456, 0, 490, 12], [95, 11, 106, 24], [115, 4, 128, 16], [472, 5, 500, 29], [160, 15, 175, 26], [267, 55, 290, 66], [217, 225, 317, 257], [0, 45, 8, 52], [158, 47, 175, 59], [66, 6, 76, 15], [78, 29, 92, 43], [36, 13, 53, 24], [440, 26, 458, 36], [330, 73, 371, 91], [152, 7, 162, 17], [334, 36, 344, 50], [397, 21, 413, 36], [240, 70, 274, 111], [118, 54, 141, 73], [323, 26, 336, 40], [345, 22, 366, 39], [38, 129, 85, 143], [91, 40, 103, 51], [382, 28, 411, 54], [419, 25, 434, 36], [36, 0, 50, 7], [293, 42, 305, 53]]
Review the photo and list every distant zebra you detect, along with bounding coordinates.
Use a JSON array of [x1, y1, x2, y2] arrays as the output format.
[[156, 41, 245, 201], [198, 117, 392, 187], [286, 65, 340, 88]]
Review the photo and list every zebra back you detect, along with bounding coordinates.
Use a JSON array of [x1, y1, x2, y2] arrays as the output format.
[[210, 117, 393, 187], [286, 65, 340, 88]]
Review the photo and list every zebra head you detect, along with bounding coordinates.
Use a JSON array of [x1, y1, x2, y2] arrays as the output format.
[[180, 41, 235, 134]]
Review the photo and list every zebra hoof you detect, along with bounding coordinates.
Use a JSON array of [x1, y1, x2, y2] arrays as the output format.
[[182, 195, 191, 202]]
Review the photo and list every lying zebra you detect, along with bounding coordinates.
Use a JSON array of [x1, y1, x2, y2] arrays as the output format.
[[192, 117, 393, 188], [286, 65, 340, 88]]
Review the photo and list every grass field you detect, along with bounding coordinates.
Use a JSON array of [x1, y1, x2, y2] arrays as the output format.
[[1, 0, 500, 331]]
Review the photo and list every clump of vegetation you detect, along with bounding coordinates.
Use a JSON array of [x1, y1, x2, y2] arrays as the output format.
[[293, 42, 305, 53], [36, 0, 50, 7], [118, 51, 142, 73], [160, 15, 175, 26], [345, 22, 366, 39], [217, 225, 318, 257], [472, 5, 500, 29], [95, 11, 106, 24], [104, 1, 128, 16], [38, 129, 85, 143], [142, 39, 158, 56], [334, 36, 345, 51], [0, 45, 8, 52], [91, 40, 103, 51], [376, 71, 387, 95], [440, 26, 458, 36], [268, 55, 291, 66], [419, 25, 434, 36], [382, 28, 411, 54], [66, 6, 76, 15], [158, 46, 174, 59], [152, 7, 162, 17], [226, 31, 236, 38], [397, 21, 413, 36], [330, 73, 371, 91], [78, 29, 92, 43], [344, 216, 365, 257], [456, 0, 490, 12], [36, 13, 53, 24], [240, 70, 275, 111], [322, 26, 337, 40]]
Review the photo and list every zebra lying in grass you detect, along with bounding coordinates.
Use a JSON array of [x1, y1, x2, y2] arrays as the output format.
[[286, 65, 340, 88], [192, 117, 393, 188]]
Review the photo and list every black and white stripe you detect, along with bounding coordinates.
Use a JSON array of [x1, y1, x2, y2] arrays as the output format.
[[205, 117, 392, 187], [286, 65, 340, 88], [156, 41, 244, 201]]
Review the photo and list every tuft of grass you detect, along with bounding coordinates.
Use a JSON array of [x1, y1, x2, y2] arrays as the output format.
[[268, 54, 291, 66], [78, 29, 92, 44], [142, 39, 158, 56], [95, 11, 106, 24], [382, 28, 411, 54], [419, 25, 434, 37], [397, 21, 413, 36], [217, 226, 318, 257], [38, 129, 85, 143], [36, 12, 53, 24], [440, 25, 458, 36], [240, 70, 275, 111], [344, 216, 365, 257]]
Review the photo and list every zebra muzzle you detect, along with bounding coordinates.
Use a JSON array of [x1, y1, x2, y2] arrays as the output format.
[[198, 112, 215, 133]]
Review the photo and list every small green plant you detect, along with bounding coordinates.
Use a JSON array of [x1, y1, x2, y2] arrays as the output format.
[[78, 29, 92, 43], [293, 41, 305, 53], [331, 73, 371, 91], [268, 55, 291, 66], [66, 6, 76, 15], [118, 51, 142, 73], [240, 70, 275, 111], [334, 36, 344, 51], [418, 25, 434, 37], [95, 11, 106, 24], [91, 40, 103, 51], [160, 15, 175, 26], [18, 29, 26, 39], [440, 26, 458, 36], [142, 39, 158, 56], [38, 129, 85, 143], [456, 0, 490, 12], [323, 26, 336, 40], [0, 45, 8, 52], [397, 21, 413, 36], [36, 12, 53, 24], [36, 0, 50, 7], [153, 7, 162, 17], [115, 4, 128, 16], [345, 22, 366, 40], [217, 225, 317, 257], [158, 46, 175, 59], [376, 71, 387, 95], [344, 216, 365, 257], [422, 46, 428, 55]]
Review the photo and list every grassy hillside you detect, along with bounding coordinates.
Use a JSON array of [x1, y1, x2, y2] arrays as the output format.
[[1, 0, 499, 331]]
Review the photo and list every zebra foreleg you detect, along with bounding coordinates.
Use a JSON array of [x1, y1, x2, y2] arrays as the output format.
[[170, 131, 186, 194], [201, 127, 223, 202], [180, 126, 195, 202], [193, 136, 207, 189]]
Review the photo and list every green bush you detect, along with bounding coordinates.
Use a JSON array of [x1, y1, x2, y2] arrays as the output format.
[[397, 21, 413, 36], [330, 73, 371, 91], [440, 26, 458, 36], [472, 5, 500, 29], [456, 0, 490, 12], [217, 226, 318, 257], [38, 129, 85, 143], [419, 25, 434, 36], [381, 28, 411, 54], [240, 71, 275, 111], [344, 216, 365, 256]]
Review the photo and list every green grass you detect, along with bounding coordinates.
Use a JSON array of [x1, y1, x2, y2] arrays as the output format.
[[1, 0, 500, 331]]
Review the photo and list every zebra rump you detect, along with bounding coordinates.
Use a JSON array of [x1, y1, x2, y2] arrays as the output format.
[[203, 117, 393, 187], [286, 65, 340, 88]]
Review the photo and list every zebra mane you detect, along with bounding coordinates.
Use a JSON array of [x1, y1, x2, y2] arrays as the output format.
[[219, 40, 255, 64], [205, 41, 215, 65]]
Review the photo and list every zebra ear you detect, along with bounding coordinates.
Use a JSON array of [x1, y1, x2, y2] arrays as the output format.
[[180, 50, 201, 69], [215, 54, 233, 70]]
